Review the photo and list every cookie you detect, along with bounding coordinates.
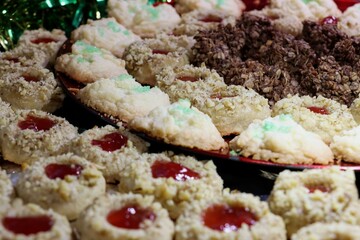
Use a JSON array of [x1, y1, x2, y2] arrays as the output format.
[[15, 153, 106, 220], [77, 73, 170, 122], [71, 18, 140, 58], [330, 125, 360, 164], [75, 193, 174, 240], [0, 45, 49, 68], [0, 97, 15, 129], [350, 97, 360, 124], [338, 3, 360, 37], [71, 125, 149, 183], [229, 114, 334, 165], [118, 152, 223, 219], [268, 168, 360, 236], [55, 40, 128, 84], [17, 28, 67, 66], [124, 35, 193, 86], [129, 99, 227, 151], [0, 170, 14, 205], [175, 190, 286, 240], [291, 222, 360, 240], [155, 64, 226, 102], [0, 65, 65, 112], [1, 110, 78, 165], [175, 0, 245, 18], [272, 95, 357, 144], [107, 0, 181, 38], [192, 85, 271, 136], [0, 200, 71, 240]]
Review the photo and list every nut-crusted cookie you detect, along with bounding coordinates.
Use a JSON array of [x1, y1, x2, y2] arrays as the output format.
[[17, 28, 67, 66], [107, 0, 181, 38], [0, 97, 15, 129], [268, 168, 360, 237], [175, 191, 286, 240], [71, 125, 148, 183], [291, 222, 360, 240], [0, 201, 71, 240], [75, 193, 174, 240], [71, 18, 140, 58], [129, 99, 227, 151], [0, 45, 49, 68], [175, 0, 245, 18], [118, 152, 223, 219], [272, 95, 357, 144], [155, 64, 226, 102], [0, 65, 64, 112], [192, 85, 271, 136], [55, 40, 128, 84], [124, 35, 193, 86], [0, 170, 14, 205], [77, 74, 170, 122], [15, 153, 106, 220], [229, 114, 334, 165], [1, 110, 78, 165]]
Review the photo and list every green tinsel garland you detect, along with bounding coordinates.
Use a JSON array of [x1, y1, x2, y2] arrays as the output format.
[[0, 0, 107, 51]]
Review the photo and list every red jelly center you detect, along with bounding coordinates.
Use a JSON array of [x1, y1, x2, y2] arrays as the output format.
[[243, 0, 269, 11], [152, 49, 170, 55], [45, 163, 83, 180], [321, 16, 338, 25], [4, 57, 19, 63], [307, 106, 329, 115], [22, 74, 39, 82], [203, 205, 258, 232], [152, 0, 175, 7], [151, 160, 200, 181], [2, 215, 54, 235], [30, 37, 57, 44], [91, 132, 128, 152], [200, 16, 223, 23], [306, 184, 331, 193], [18, 115, 56, 132], [177, 76, 199, 82], [107, 204, 156, 229]]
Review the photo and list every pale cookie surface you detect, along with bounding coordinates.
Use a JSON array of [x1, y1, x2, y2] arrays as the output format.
[[175, 191, 286, 240], [107, 0, 181, 37], [193, 85, 271, 136], [75, 193, 174, 240], [272, 95, 357, 144], [17, 28, 67, 66], [15, 153, 106, 220], [55, 40, 128, 84], [0, 170, 13, 205], [268, 168, 360, 237], [291, 222, 360, 240], [350, 97, 360, 124], [124, 35, 192, 86], [1, 110, 78, 165], [175, 0, 245, 18], [0, 201, 71, 240], [77, 74, 170, 122], [129, 99, 227, 151], [71, 18, 140, 57], [338, 4, 360, 37], [0, 65, 64, 112], [119, 152, 223, 219], [330, 125, 360, 164], [71, 124, 148, 183], [229, 114, 334, 164]]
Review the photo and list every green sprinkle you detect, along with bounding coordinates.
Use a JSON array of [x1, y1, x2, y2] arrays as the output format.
[[263, 121, 275, 131], [76, 42, 102, 54], [97, 27, 105, 37], [230, 150, 240, 156], [302, 0, 315, 4], [114, 74, 133, 81], [216, 0, 225, 7], [123, 30, 130, 36], [143, 5, 160, 20], [107, 21, 122, 32], [76, 56, 89, 63], [133, 86, 151, 93]]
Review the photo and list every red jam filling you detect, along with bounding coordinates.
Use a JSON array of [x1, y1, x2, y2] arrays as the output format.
[[203, 204, 258, 232], [243, 0, 269, 11], [22, 74, 39, 82], [18, 115, 56, 132], [152, 49, 170, 55], [45, 163, 83, 180], [307, 106, 329, 115], [91, 132, 128, 152], [200, 16, 223, 23], [321, 16, 338, 25], [176, 76, 199, 82], [306, 184, 331, 193], [30, 37, 57, 44], [107, 204, 156, 229], [152, 0, 175, 7], [2, 215, 54, 235], [4, 57, 19, 63], [151, 160, 200, 181]]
